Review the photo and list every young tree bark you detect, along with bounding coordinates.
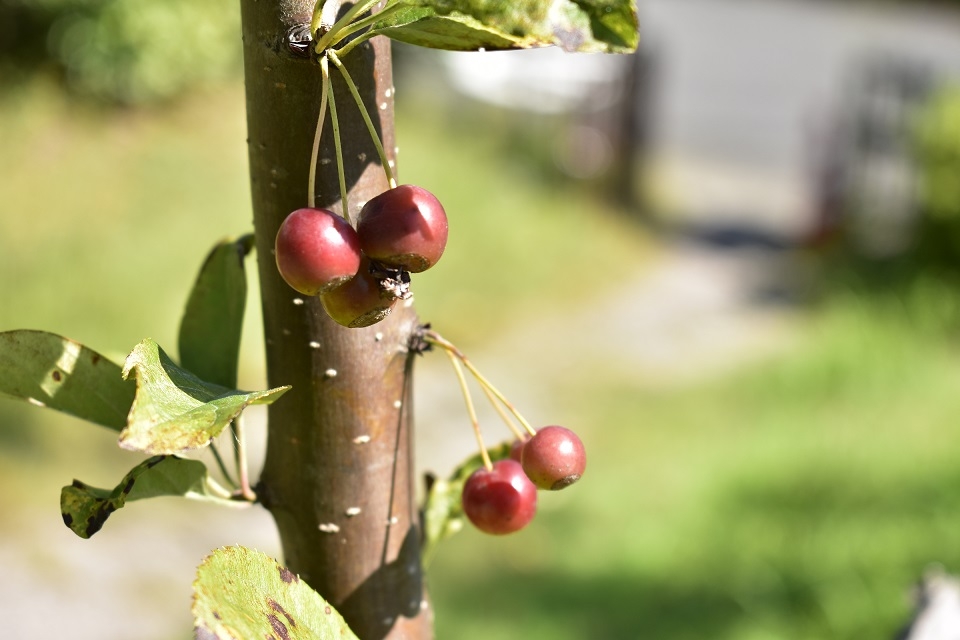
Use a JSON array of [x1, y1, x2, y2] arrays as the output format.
[[239, 1, 433, 638]]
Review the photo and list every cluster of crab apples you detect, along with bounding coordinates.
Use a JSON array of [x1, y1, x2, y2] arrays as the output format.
[[275, 184, 585, 537], [274, 184, 448, 328], [463, 426, 586, 536]]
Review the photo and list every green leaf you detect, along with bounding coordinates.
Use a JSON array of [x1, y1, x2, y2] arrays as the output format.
[[369, 0, 638, 53], [192, 546, 360, 640], [568, 0, 638, 51], [0, 330, 135, 431], [178, 235, 255, 389], [61, 455, 237, 539], [118, 338, 289, 454], [421, 439, 512, 565]]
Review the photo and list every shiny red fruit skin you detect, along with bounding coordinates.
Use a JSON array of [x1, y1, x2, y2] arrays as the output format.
[[509, 437, 527, 463], [462, 459, 537, 535], [320, 258, 395, 328], [521, 426, 586, 491], [356, 185, 448, 273], [275, 208, 362, 296]]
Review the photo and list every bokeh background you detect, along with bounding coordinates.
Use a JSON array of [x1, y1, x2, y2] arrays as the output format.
[[3, 0, 960, 637]]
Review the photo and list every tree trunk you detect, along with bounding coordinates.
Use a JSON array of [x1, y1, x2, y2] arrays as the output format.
[[239, 1, 432, 638]]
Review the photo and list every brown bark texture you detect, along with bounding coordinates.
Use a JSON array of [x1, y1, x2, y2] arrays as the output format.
[[239, 1, 433, 638]]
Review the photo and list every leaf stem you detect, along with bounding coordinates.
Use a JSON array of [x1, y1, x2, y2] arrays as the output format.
[[311, 0, 341, 40], [209, 444, 239, 490], [328, 2, 404, 48], [233, 415, 257, 502], [308, 63, 331, 209], [322, 55, 351, 222], [443, 348, 492, 471], [328, 50, 397, 189], [333, 29, 379, 59], [314, 0, 382, 53], [203, 475, 239, 502]]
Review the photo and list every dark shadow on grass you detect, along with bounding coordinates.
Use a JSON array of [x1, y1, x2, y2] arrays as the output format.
[[433, 567, 747, 640]]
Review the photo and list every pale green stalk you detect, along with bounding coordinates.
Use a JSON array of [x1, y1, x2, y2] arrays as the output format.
[[328, 50, 397, 189]]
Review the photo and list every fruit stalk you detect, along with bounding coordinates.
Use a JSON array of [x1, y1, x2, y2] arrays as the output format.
[[443, 348, 493, 470], [323, 55, 351, 222], [478, 382, 525, 442], [307, 63, 330, 209], [239, 1, 431, 638], [424, 331, 537, 437], [329, 50, 398, 189]]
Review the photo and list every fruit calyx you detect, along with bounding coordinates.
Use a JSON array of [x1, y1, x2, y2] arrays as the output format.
[[369, 259, 412, 301], [320, 258, 397, 328]]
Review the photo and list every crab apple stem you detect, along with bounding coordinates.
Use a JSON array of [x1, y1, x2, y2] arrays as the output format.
[[233, 415, 257, 502], [314, 0, 381, 53], [328, 50, 397, 190], [322, 55, 351, 222], [460, 357, 537, 437], [464, 360, 538, 437], [443, 348, 493, 471], [308, 65, 331, 209], [479, 382, 526, 441], [425, 331, 539, 438]]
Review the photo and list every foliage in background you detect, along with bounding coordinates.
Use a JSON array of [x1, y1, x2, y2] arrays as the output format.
[[6, 0, 960, 634], [0, 0, 240, 103], [2, 69, 960, 639], [816, 80, 960, 283], [913, 83, 960, 266]]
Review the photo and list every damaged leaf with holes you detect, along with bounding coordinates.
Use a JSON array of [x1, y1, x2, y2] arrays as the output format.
[[61, 456, 238, 539], [193, 546, 360, 640], [369, 0, 638, 53], [117, 338, 289, 455]]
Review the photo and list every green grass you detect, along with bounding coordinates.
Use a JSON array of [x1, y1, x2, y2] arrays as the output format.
[[0, 81, 253, 358], [3, 78, 960, 640], [428, 277, 960, 640]]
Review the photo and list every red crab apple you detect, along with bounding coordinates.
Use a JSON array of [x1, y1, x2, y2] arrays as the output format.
[[521, 426, 586, 490], [356, 184, 448, 273], [462, 459, 537, 535], [275, 207, 361, 296], [509, 436, 528, 463], [320, 258, 396, 328]]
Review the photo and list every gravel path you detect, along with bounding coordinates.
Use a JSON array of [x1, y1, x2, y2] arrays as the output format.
[[415, 242, 800, 477]]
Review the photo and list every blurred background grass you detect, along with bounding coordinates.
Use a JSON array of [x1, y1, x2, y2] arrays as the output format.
[[3, 1, 960, 638]]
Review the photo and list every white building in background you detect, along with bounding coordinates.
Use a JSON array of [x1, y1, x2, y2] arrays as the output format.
[[432, 0, 960, 239]]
